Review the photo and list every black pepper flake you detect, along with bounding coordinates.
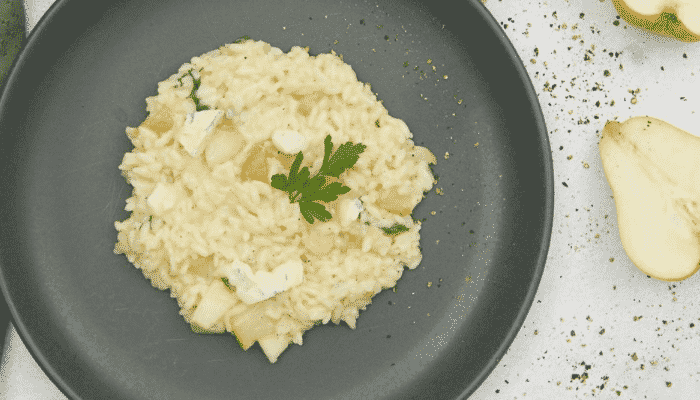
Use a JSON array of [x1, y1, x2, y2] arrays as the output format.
[[683, 53, 688, 58], [690, 323, 695, 328], [360, 19, 365, 25], [559, 146, 564, 150], [562, 182, 568, 187], [571, 330, 576, 336]]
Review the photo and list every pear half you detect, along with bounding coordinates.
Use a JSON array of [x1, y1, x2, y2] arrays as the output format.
[[599, 116, 700, 281], [611, 0, 700, 42]]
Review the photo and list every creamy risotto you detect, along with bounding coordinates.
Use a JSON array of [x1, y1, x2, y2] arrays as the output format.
[[114, 39, 436, 363]]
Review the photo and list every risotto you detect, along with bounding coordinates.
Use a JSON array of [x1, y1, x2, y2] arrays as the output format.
[[114, 39, 437, 363]]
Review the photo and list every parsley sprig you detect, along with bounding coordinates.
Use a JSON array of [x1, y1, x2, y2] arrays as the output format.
[[271, 135, 366, 224]]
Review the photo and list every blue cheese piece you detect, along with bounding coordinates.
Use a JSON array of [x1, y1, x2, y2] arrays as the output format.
[[338, 198, 363, 226], [178, 109, 224, 156], [272, 130, 307, 154], [223, 260, 304, 304]]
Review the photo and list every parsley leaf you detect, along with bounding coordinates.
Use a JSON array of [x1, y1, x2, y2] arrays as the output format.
[[271, 134, 365, 223], [316, 135, 367, 178], [381, 224, 410, 236], [300, 201, 333, 224]]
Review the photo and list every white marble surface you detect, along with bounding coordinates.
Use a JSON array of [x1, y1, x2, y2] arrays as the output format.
[[2, 0, 700, 399]]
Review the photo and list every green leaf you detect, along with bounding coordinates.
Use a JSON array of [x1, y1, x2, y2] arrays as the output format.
[[381, 224, 410, 236], [322, 134, 333, 168], [310, 181, 351, 203], [299, 201, 332, 223], [319, 140, 367, 178], [221, 277, 234, 291], [184, 69, 210, 112], [287, 152, 303, 183], [270, 135, 365, 224], [270, 174, 288, 191], [298, 175, 327, 202]]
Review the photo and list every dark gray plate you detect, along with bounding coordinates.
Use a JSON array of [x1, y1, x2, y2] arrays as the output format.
[[0, 0, 552, 399]]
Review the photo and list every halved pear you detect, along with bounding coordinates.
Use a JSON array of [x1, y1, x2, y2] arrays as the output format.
[[599, 116, 700, 281], [611, 0, 700, 42]]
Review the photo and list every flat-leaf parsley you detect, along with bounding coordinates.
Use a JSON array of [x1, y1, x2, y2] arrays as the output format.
[[271, 135, 366, 224]]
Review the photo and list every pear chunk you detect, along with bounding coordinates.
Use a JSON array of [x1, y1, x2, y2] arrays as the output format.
[[599, 116, 700, 281]]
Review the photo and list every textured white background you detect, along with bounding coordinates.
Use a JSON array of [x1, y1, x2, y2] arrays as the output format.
[[2, 0, 700, 399]]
